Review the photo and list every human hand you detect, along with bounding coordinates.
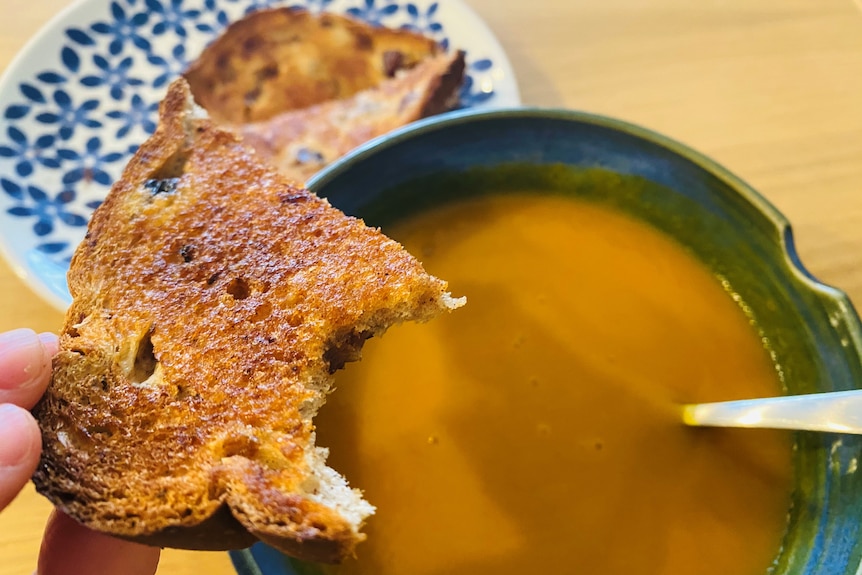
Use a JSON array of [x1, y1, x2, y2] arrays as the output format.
[[0, 328, 161, 575]]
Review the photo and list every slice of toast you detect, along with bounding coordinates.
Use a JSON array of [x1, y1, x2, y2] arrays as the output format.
[[31, 79, 463, 563], [184, 7, 442, 124], [238, 50, 465, 185]]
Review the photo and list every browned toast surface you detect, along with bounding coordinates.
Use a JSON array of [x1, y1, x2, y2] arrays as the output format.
[[31, 79, 462, 563], [184, 7, 441, 124], [239, 50, 466, 185]]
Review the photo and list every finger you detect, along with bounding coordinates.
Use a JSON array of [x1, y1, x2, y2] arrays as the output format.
[[0, 404, 42, 511], [0, 329, 58, 409], [38, 509, 161, 575], [38, 332, 60, 357]]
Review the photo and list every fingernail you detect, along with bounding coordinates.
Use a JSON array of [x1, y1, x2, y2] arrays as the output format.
[[0, 404, 35, 467], [37, 332, 59, 357], [0, 329, 48, 390]]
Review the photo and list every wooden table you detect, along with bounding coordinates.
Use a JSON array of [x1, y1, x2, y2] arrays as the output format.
[[1, 0, 861, 573]]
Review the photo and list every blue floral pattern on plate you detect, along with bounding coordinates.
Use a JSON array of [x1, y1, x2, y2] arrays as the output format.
[[0, 0, 520, 311]]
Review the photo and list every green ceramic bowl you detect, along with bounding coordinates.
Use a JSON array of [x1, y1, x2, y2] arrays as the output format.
[[231, 108, 862, 575]]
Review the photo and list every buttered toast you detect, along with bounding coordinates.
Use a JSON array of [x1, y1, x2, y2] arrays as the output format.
[[184, 7, 442, 124], [31, 79, 463, 563], [239, 50, 465, 185]]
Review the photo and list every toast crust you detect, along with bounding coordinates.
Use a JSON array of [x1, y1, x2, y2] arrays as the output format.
[[184, 7, 441, 124], [31, 79, 461, 563]]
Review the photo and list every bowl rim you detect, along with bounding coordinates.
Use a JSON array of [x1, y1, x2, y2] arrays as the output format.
[[308, 105, 862, 363]]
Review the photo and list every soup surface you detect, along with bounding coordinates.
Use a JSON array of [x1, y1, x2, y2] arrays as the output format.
[[315, 193, 792, 575]]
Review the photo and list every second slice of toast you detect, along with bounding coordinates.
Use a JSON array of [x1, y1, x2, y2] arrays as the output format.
[[184, 8, 442, 124]]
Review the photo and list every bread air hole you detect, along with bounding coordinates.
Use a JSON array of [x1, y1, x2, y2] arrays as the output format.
[[55, 491, 76, 505], [311, 521, 328, 532], [151, 149, 190, 180], [221, 434, 260, 459], [67, 311, 89, 338], [251, 301, 272, 322], [130, 329, 158, 384], [226, 277, 251, 300]]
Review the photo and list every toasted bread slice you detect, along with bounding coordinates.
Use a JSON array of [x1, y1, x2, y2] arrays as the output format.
[[184, 7, 441, 124], [239, 50, 465, 185], [31, 79, 463, 563]]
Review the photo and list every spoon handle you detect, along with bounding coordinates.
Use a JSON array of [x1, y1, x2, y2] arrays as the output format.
[[682, 389, 862, 434]]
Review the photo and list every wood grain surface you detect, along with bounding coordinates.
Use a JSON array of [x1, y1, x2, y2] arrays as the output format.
[[1, 0, 861, 573]]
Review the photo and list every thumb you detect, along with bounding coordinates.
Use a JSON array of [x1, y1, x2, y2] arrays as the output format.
[[0, 403, 41, 511]]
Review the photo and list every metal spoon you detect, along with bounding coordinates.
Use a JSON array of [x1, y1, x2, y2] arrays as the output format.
[[682, 389, 862, 434]]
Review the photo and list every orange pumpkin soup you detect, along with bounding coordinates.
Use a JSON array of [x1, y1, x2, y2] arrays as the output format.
[[315, 192, 792, 575]]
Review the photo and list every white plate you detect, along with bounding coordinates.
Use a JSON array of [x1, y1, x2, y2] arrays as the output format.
[[0, 0, 520, 312]]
